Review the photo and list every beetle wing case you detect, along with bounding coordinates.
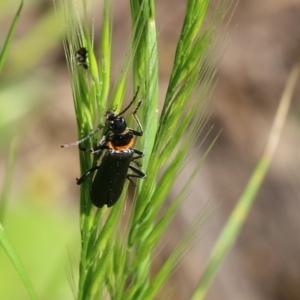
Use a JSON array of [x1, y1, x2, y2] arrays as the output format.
[[90, 148, 135, 207]]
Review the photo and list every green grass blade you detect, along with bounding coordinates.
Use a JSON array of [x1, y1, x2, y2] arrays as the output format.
[[57, 0, 235, 298], [162, 0, 209, 112], [191, 61, 300, 300], [0, 138, 18, 223], [130, 0, 159, 171], [127, 2, 159, 296], [0, 224, 38, 300], [141, 202, 215, 300], [97, 0, 111, 114], [0, 1, 23, 74]]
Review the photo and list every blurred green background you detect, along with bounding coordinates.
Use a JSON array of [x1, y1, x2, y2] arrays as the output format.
[[1, 0, 300, 299], [0, 1, 80, 299]]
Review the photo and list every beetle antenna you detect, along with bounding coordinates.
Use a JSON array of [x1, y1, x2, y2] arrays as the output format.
[[117, 86, 140, 116], [61, 125, 104, 148]]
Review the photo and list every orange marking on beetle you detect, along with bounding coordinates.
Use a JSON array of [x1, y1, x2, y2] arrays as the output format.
[[108, 138, 134, 151]]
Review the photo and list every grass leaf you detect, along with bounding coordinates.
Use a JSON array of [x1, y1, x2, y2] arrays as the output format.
[[57, 0, 235, 299], [191, 61, 300, 300], [0, 1, 23, 74], [0, 224, 38, 300]]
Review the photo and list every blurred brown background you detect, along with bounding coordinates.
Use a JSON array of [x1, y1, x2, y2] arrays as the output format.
[[0, 0, 300, 299]]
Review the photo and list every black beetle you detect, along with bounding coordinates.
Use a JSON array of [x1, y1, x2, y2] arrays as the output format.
[[62, 91, 146, 208]]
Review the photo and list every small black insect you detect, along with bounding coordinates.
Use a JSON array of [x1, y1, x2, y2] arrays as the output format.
[[62, 90, 146, 208], [75, 47, 88, 69]]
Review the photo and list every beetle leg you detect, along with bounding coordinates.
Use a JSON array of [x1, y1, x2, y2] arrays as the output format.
[[90, 137, 109, 153], [126, 170, 146, 186], [126, 165, 146, 186], [128, 165, 146, 179], [130, 148, 144, 167], [132, 148, 145, 159], [78, 136, 108, 153], [131, 148, 145, 166], [132, 160, 142, 167], [132, 148, 144, 156], [76, 166, 100, 185]]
